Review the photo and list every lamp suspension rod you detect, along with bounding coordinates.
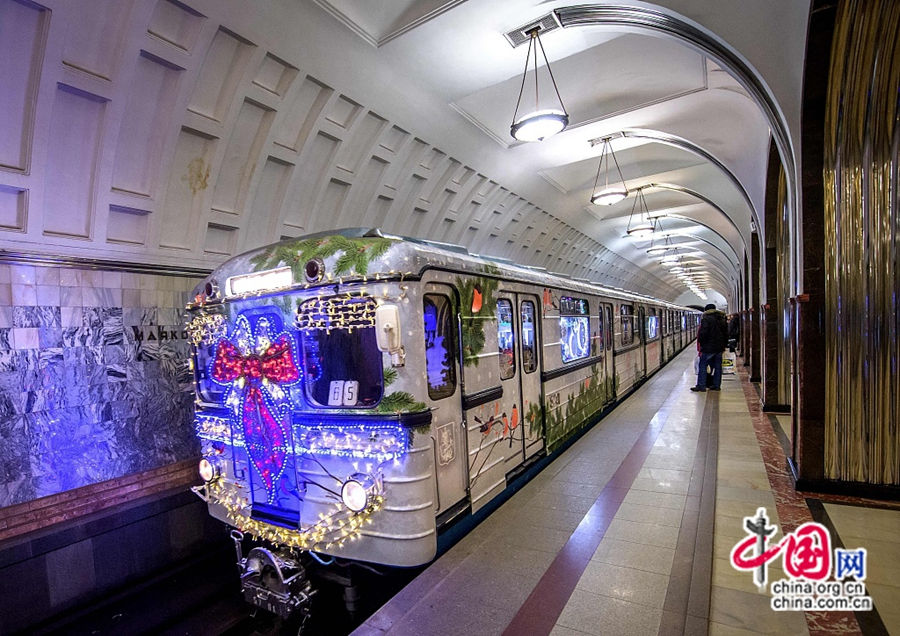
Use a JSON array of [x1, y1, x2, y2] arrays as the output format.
[[626, 186, 640, 230], [511, 30, 536, 126], [609, 139, 626, 188], [534, 28, 567, 114], [533, 30, 540, 112], [591, 139, 607, 193], [590, 136, 628, 194]]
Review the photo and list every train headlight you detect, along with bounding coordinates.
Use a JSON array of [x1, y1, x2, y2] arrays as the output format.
[[341, 473, 375, 512], [304, 258, 325, 283], [199, 457, 221, 482]]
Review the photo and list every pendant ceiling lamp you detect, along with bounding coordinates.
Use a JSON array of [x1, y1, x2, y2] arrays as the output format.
[[510, 28, 569, 142], [625, 188, 654, 239], [590, 137, 628, 205], [646, 218, 674, 255]]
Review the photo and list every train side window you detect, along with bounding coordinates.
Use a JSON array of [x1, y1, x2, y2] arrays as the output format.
[[605, 305, 613, 350], [423, 294, 457, 400], [560, 296, 590, 362], [520, 300, 537, 373], [621, 304, 634, 345], [497, 299, 516, 380], [647, 308, 659, 339], [597, 308, 604, 352]]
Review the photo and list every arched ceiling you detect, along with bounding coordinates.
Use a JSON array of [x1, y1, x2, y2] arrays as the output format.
[[0, 0, 811, 307]]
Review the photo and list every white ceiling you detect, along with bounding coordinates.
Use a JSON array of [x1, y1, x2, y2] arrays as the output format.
[[304, 0, 810, 306], [1, 0, 811, 308]]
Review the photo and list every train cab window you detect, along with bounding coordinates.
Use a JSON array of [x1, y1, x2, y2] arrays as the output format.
[[299, 297, 383, 408], [647, 309, 659, 340], [423, 294, 457, 400], [520, 300, 537, 373], [497, 299, 516, 379], [560, 296, 590, 362], [621, 304, 634, 345]]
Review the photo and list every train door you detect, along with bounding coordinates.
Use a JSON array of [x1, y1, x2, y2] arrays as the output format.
[[496, 292, 526, 471], [422, 287, 467, 516], [518, 294, 543, 459], [657, 309, 664, 367], [638, 306, 647, 379]]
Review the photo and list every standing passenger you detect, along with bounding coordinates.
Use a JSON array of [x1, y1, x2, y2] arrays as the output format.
[[691, 303, 729, 392], [727, 313, 740, 352]]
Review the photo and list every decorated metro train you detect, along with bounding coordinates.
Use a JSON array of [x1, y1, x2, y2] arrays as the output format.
[[186, 228, 699, 617]]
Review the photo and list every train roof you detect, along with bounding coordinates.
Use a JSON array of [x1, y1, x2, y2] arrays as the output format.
[[192, 228, 697, 313]]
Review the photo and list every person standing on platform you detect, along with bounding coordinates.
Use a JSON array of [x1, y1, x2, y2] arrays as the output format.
[[691, 303, 729, 392], [727, 313, 740, 352]]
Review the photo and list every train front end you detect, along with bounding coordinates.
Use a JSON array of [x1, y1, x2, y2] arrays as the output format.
[[185, 233, 436, 619]]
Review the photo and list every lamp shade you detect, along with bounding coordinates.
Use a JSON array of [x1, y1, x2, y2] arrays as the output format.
[[626, 222, 654, 238], [590, 186, 628, 206], [511, 109, 569, 142]]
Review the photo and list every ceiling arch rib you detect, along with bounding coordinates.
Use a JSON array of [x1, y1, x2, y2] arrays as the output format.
[[647, 182, 746, 245], [554, 4, 797, 234], [650, 230, 738, 287], [620, 129, 756, 244], [569, 136, 751, 286]]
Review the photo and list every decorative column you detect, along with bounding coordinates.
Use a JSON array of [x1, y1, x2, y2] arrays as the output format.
[[793, 0, 835, 484], [749, 232, 761, 382], [762, 143, 789, 411]]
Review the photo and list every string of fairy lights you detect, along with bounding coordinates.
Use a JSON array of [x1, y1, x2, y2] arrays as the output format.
[[186, 312, 227, 346], [206, 476, 386, 551], [296, 297, 378, 333], [195, 414, 409, 463]]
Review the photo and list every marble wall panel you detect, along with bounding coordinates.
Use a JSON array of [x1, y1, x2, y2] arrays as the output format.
[[0, 263, 201, 507]]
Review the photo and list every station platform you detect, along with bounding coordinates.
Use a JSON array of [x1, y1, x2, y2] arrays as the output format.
[[353, 348, 900, 636]]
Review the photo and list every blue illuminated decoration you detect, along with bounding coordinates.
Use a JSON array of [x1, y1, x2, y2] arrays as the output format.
[[647, 316, 659, 339], [209, 310, 301, 503], [560, 315, 590, 362], [559, 296, 588, 316], [294, 422, 409, 462]]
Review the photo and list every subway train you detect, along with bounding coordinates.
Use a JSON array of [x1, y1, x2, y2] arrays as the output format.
[[186, 228, 699, 618]]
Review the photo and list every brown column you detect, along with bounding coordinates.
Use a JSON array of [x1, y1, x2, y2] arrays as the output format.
[[762, 142, 784, 409], [742, 255, 751, 366], [793, 0, 837, 483], [749, 231, 761, 382]]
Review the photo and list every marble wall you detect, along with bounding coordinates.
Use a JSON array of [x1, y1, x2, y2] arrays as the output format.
[[0, 263, 201, 507]]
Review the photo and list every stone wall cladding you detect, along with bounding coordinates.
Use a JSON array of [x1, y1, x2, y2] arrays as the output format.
[[0, 263, 202, 508]]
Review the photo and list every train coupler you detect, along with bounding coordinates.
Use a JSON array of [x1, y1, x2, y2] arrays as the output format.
[[233, 535, 316, 621]]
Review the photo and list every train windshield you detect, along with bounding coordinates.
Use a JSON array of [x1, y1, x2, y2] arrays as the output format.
[[297, 297, 383, 408]]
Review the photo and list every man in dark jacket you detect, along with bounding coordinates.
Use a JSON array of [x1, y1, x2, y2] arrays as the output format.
[[691, 303, 729, 392]]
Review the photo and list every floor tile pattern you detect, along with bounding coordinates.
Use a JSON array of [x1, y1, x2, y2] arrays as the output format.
[[734, 365, 859, 635], [355, 352, 897, 636]]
